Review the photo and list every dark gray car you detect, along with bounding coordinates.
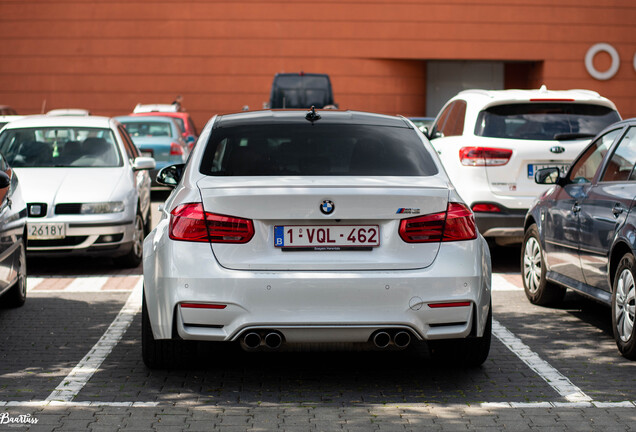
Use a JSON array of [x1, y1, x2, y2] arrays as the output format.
[[0, 151, 27, 307], [522, 118, 636, 359]]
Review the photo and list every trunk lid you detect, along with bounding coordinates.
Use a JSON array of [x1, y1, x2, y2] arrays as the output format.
[[196, 177, 451, 270]]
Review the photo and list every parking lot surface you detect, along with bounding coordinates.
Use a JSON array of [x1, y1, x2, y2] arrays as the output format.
[[2, 204, 636, 430]]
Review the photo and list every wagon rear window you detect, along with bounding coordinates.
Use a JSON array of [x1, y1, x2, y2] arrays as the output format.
[[474, 103, 620, 141]]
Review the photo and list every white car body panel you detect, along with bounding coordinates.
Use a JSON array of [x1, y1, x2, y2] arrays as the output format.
[[143, 110, 492, 350]]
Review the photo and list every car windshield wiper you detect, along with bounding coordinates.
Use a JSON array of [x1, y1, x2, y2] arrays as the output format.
[[553, 132, 596, 140]]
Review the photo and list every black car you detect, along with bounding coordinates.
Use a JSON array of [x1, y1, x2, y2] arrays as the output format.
[[0, 151, 27, 307], [522, 118, 636, 359], [268, 73, 336, 109]]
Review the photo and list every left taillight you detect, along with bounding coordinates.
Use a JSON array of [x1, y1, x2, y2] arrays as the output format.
[[459, 147, 512, 166], [399, 202, 477, 243], [170, 142, 184, 156], [169, 203, 254, 243]]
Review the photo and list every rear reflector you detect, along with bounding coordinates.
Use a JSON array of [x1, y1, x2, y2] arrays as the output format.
[[428, 301, 472, 308], [399, 202, 477, 243], [180, 303, 227, 309], [472, 203, 501, 213], [169, 203, 254, 243], [459, 147, 512, 166]]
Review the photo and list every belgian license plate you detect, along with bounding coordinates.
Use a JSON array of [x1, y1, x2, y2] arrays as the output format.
[[28, 223, 66, 239], [274, 225, 380, 249], [527, 163, 570, 178]]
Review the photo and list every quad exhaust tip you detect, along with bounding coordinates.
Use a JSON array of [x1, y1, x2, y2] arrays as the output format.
[[264, 332, 283, 349], [241, 331, 284, 351], [372, 330, 412, 349], [243, 332, 262, 350]]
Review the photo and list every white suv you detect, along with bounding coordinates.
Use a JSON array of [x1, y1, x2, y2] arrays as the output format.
[[426, 86, 620, 246]]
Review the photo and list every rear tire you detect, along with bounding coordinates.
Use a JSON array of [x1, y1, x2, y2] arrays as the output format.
[[521, 224, 566, 306], [612, 254, 636, 360], [429, 304, 492, 367], [116, 212, 144, 268], [142, 291, 188, 369], [3, 239, 27, 308]]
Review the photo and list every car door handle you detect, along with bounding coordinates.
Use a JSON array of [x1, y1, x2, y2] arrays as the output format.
[[572, 203, 581, 213], [612, 203, 625, 217]]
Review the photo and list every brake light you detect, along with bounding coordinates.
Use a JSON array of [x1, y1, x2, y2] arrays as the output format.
[[169, 203, 254, 243], [399, 203, 476, 243], [529, 98, 575, 102], [459, 147, 512, 166], [170, 142, 184, 156], [472, 203, 501, 213]]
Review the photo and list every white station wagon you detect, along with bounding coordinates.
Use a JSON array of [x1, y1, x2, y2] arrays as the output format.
[[427, 87, 620, 246], [142, 109, 492, 368]]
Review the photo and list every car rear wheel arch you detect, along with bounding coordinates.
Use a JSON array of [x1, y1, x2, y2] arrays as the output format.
[[610, 242, 634, 290]]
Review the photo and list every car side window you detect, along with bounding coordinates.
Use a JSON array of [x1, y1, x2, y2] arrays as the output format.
[[442, 100, 466, 137], [601, 127, 636, 182], [569, 129, 621, 183], [118, 125, 140, 159], [431, 102, 454, 138]]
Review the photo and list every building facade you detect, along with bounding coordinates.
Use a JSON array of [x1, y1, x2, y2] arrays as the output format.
[[0, 0, 634, 128]]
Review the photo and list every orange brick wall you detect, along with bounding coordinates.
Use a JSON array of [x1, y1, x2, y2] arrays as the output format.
[[0, 0, 634, 129]]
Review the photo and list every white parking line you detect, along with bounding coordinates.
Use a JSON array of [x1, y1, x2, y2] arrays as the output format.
[[491, 274, 523, 291], [492, 319, 592, 403], [26, 277, 43, 291], [45, 278, 143, 402], [65, 276, 109, 292], [0, 400, 634, 408]]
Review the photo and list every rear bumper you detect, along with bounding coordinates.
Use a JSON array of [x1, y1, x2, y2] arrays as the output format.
[[143, 219, 492, 344]]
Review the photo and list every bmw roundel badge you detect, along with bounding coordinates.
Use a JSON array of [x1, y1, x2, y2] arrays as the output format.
[[320, 200, 335, 215]]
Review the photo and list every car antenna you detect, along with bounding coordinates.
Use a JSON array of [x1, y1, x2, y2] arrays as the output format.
[[305, 106, 321, 122]]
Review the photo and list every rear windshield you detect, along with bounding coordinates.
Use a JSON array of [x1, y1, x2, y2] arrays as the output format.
[[121, 121, 174, 138], [200, 123, 438, 176], [0, 127, 122, 168], [474, 103, 620, 140]]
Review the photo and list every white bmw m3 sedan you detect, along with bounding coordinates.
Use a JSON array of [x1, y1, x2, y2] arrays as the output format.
[[142, 109, 492, 368]]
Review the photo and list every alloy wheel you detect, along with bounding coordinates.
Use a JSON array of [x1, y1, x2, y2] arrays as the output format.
[[615, 268, 636, 343], [523, 236, 542, 294], [132, 215, 144, 259]]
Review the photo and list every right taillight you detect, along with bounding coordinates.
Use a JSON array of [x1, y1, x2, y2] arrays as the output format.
[[169, 203, 254, 243], [399, 202, 477, 243], [459, 147, 512, 166]]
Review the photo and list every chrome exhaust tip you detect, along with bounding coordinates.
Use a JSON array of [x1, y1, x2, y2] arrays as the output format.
[[264, 332, 283, 349], [394, 331, 411, 348], [242, 332, 262, 350], [373, 331, 391, 349]]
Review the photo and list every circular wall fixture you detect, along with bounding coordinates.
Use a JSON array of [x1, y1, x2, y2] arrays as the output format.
[[585, 43, 620, 80]]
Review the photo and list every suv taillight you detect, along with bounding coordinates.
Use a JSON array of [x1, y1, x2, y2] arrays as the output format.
[[399, 203, 477, 243], [459, 147, 512, 166], [169, 203, 254, 243], [170, 142, 184, 156]]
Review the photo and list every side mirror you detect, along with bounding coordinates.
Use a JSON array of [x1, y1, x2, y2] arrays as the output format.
[[132, 156, 156, 171], [156, 163, 185, 188], [0, 171, 10, 189], [535, 167, 561, 185]]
